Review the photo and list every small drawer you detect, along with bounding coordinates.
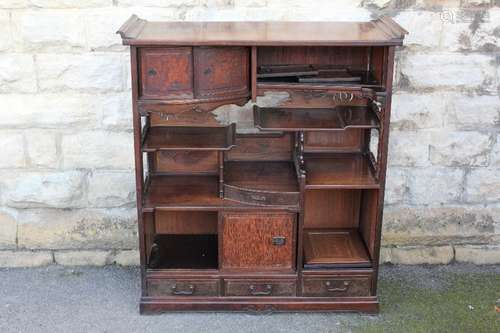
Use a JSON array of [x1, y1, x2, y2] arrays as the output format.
[[224, 184, 299, 206], [224, 279, 296, 297], [301, 275, 371, 297], [148, 278, 220, 297]]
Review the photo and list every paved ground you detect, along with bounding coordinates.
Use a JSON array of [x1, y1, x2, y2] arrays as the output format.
[[0, 264, 498, 333]]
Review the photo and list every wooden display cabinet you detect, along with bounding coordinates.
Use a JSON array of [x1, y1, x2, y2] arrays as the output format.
[[118, 16, 407, 313]]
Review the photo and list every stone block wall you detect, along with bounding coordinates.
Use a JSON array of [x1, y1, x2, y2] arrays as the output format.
[[0, 0, 498, 266]]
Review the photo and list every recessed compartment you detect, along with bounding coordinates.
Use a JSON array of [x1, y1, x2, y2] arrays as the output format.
[[303, 189, 378, 269], [154, 151, 219, 175], [148, 211, 219, 270]]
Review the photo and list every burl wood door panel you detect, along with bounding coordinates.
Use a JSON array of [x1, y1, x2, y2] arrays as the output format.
[[139, 47, 194, 99], [194, 46, 249, 99], [221, 212, 295, 271]]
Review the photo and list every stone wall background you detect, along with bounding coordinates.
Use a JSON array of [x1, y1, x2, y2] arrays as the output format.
[[0, 0, 498, 266]]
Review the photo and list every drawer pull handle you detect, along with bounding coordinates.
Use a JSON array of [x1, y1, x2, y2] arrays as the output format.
[[171, 284, 195, 295], [249, 284, 273, 296], [325, 281, 350, 292]]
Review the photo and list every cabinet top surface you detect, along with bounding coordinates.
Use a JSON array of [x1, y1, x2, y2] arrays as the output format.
[[117, 15, 407, 46]]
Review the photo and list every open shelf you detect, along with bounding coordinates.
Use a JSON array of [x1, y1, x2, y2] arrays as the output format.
[[224, 161, 300, 207], [257, 65, 380, 88], [142, 124, 236, 152], [148, 234, 218, 269], [303, 228, 371, 269], [254, 106, 379, 132], [304, 153, 379, 189], [144, 175, 224, 210]]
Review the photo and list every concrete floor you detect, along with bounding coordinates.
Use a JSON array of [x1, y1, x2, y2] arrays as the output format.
[[0, 265, 498, 333]]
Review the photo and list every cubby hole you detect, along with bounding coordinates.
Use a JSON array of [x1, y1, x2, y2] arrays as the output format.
[[256, 46, 385, 88], [302, 189, 378, 269], [147, 211, 219, 270]]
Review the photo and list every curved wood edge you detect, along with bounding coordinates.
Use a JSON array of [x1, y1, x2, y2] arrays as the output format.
[[374, 16, 409, 40], [116, 14, 147, 40]]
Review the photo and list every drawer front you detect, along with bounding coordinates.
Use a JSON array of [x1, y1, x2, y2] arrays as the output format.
[[221, 213, 295, 270], [194, 46, 249, 99], [302, 275, 371, 297], [148, 278, 220, 297], [224, 184, 299, 207], [224, 279, 296, 297], [139, 47, 194, 100]]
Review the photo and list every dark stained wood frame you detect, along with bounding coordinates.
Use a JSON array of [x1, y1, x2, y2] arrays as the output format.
[[119, 16, 406, 314]]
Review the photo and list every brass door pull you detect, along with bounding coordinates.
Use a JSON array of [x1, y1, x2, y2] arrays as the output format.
[[325, 280, 350, 292], [249, 284, 273, 296], [171, 284, 195, 295]]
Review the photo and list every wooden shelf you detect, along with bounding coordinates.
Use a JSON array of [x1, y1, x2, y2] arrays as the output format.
[[224, 161, 300, 207], [148, 234, 218, 269], [142, 124, 236, 152], [304, 153, 379, 189], [303, 229, 371, 269], [254, 106, 379, 132]]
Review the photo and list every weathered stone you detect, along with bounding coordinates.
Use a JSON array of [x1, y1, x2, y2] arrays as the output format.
[[12, 10, 86, 51], [61, 131, 134, 169], [0, 11, 12, 51], [17, 208, 137, 250], [455, 245, 500, 264], [399, 53, 496, 90], [87, 171, 135, 207], [0, 250, 53, 267], [118, 0, 198, 6], [0, 1, 29, 9], [97, 93, 132, 130], [54, 250, 111, 266], [234, 0, 267, 6], [445, 94, 500, 129], [85, 9, 131, 51], [429, 131, 492, 167], [382, 205, 498, 245], [0, 54, 36, 93], [37, 53, 125, 93], [30, 0, 113, 8], [0, 131, 25, 168], [388, 131, 430, 167], [1, 171, 86, 208], [0, 208, 18, 249], [112, 250, 140, 266], [391, 93, 446, 130], [407, 167, 464, 205], [384, 167, 408, 205], [491, 134, 500, 167], [388, 245, 454, 264], [465, 168, 500, 203], [0, 94, 99, 129], [379, 247, 392, 264], [393, 11, 443, 48], [25, 130, 58, 168]]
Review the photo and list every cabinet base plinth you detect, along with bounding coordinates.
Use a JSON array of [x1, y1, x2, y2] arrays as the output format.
[[140, 297, 379, 314]]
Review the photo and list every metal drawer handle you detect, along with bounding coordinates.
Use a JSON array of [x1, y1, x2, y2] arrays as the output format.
[[249, 284, 273, 296], [325, 280, 350, 292], [171, 284, 195, 295], [147, 68, 157, 76]]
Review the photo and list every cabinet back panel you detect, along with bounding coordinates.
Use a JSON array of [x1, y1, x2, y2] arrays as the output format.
[[304, 190, 361, 229], [257, 46, 369, 70], [304, 130, 364, 152], [155, 151, 218, 174], [226, 133, 293, 161], [155, 211, 218, 235]]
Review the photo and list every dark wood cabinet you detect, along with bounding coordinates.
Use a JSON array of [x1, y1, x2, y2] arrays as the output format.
[[118, 15, 407, 313]]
